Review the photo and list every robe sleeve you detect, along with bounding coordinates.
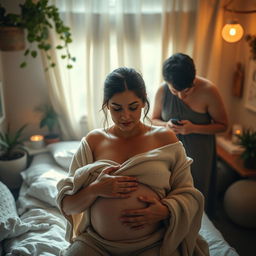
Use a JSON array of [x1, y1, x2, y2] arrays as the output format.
[[161, 144, 209, 256], [56, 137, 94, 242]]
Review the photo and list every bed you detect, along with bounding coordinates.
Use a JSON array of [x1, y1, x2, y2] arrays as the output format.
[[0, 141, 239, 256]]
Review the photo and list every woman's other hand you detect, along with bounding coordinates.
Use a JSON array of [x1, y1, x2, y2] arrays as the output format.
[[92, 166, 138, 199], [119, 196, 169, 230]]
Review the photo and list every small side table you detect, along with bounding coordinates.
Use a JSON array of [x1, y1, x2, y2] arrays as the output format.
[[24, 141, 49, 156], [24, 141, 49, 168], [217, 143, 256, 178]]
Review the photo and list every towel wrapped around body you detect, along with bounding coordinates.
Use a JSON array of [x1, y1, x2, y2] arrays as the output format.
[[56, 138, 209, 256]]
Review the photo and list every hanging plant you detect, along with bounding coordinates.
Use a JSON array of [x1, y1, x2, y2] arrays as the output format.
[[245, 34, 256, 61], [0, 0, 76, 71]]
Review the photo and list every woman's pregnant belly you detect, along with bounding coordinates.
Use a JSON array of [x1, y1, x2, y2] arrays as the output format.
[[90, 183, 161, 241]]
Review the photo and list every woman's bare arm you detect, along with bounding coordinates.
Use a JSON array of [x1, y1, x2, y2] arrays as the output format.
[[151, 86, 168, 127]]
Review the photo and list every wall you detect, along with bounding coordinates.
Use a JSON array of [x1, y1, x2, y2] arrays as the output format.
[[2, 51, 49, 138], [1, 0, 50, 139], [1, 0, 256, 139], [218, 1, 256, 132]]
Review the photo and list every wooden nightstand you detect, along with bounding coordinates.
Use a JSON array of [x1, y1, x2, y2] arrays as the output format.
[[216, 139, 256, 178]]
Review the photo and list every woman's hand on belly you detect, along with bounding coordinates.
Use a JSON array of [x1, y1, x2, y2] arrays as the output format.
[[120, 196, 169, 230], [92, 166, 139, 199], [91, 183, 164, 240]]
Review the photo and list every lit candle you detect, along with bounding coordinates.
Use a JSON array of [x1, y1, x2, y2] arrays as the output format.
[[232, 124, 242, 144], [30, 135, 44, 149]]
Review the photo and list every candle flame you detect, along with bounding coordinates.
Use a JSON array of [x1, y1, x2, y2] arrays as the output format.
[[235, 130, 241, 135], [30, 135, 44, 141]]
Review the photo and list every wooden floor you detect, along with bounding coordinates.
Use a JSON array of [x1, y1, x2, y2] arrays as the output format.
[[210, 197, 256, 256]]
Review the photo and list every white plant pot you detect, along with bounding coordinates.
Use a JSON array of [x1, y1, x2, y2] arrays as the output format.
[[0, 153, 27, 189]]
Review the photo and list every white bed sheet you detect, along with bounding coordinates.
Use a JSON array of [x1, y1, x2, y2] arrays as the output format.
[[2, 152, 239, 256]]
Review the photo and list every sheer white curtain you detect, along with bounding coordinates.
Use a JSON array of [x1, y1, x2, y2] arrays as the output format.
[[193, 0, 224, 80], [44, 0, 200, 139], [161, 0, 198, 59]]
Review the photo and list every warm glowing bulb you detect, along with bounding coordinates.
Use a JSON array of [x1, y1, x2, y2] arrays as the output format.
[[229, 28, 236, 36], [222, 22, 244, 43]]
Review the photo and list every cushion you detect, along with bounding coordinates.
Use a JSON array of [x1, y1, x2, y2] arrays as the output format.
[[26, 169, 66, 206], [21, 153, 67, 206], [0, 181, 19, 241], [0, 182, 48, 241], [47, 141, 80, 170], [224, 179, 256, 228], [21, 153, 64, 186]]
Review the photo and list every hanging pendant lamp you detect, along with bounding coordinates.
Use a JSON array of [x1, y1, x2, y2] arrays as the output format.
[[222, 21, 244, 43]]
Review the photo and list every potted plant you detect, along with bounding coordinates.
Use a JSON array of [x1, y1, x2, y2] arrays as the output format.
[[0, 0, 75, 70], [36, 104, 60, 144], [245, 34, 256, 61], [236, 129, 256, 169], [0, 124, 28, 189]]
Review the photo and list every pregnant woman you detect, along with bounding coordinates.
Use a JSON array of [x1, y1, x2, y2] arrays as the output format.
[[57, 67, 209, 256]]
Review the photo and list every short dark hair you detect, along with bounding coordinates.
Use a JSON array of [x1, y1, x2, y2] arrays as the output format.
[[101, 67, 150, 127], [162, 53, 196, 91]]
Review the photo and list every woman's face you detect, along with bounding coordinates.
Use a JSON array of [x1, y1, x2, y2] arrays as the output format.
[[167, 83, 194, 100], [108, 90, 145, 132]]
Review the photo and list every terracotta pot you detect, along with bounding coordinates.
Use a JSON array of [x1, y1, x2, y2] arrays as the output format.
[[0, 26, 25, 51], [44, 134, 61, 145]]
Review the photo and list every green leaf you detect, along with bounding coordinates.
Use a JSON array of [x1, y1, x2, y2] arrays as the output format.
[[66, 38, 72, 44], [24, 49, 30, 56], [40, 118, 47, 129], [67, 64, 73, 69], [44, 44, 51, 51], [20, 62, 27, 68], [31, 50, 37, 58], [0, 124, 27, 159]]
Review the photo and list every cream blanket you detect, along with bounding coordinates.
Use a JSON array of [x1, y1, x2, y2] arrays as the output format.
[[56, 138, 209, 256]]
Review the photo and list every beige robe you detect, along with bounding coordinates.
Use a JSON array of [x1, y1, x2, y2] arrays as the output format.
[[56, 138, 209, 256]]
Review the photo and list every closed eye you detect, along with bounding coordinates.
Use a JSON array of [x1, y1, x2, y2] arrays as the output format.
[[129, 106, 138, 111], [113, 108, 122, 112]]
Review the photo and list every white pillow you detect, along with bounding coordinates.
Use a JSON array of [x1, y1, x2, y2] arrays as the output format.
[[47, 141, 80, 170], [26, 169, 66, 206], [21, 153, 65, 186]]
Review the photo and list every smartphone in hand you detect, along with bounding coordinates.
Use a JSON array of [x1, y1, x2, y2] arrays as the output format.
[[170, 118, 183, 126]]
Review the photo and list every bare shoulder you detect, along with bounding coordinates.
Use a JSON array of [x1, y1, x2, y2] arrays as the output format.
[[156, 83, 165, 95], [196, 76, 213, 89], [151, 125, 178, 145], [196, 76, 220, 98], [85, 128, 107, 151]]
